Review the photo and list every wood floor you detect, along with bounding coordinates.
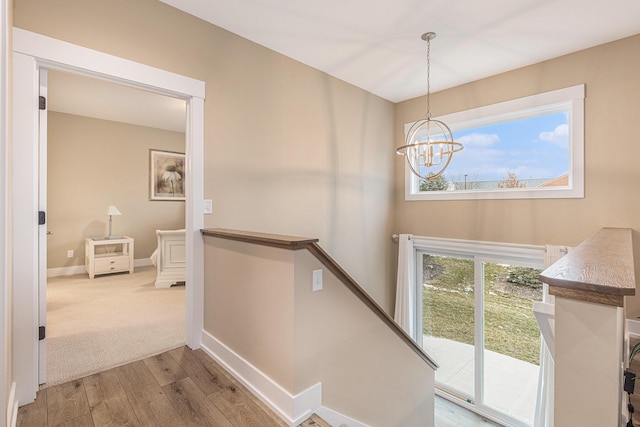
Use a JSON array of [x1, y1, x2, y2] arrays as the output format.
[[18, 344, 503, 427], [17, 346, 329, 427]]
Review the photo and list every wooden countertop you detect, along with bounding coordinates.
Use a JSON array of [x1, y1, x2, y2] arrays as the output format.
[[539, 227, 636, 306]]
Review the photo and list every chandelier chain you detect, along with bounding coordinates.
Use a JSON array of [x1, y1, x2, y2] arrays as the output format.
[[426, 35, 431, 119]]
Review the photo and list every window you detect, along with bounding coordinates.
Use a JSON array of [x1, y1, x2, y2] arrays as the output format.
[[404, 85, 584, 201], [413, 236, 545, 426]]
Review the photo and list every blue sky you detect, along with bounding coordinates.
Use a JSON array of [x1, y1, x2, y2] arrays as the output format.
[[436, 112, 569, 182]]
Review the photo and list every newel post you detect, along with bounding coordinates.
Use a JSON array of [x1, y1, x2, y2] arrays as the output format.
[[539, 228, 636, 426]]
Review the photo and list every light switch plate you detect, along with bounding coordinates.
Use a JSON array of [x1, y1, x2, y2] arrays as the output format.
[[204, 199, 213, 214], [312, 269, 323, 292]]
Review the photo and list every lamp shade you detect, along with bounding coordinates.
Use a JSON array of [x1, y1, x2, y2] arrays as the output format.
[[106, 205, 122, 216]]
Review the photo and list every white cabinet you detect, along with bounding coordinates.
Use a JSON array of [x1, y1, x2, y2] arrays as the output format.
[[85, 236, 134, 279]]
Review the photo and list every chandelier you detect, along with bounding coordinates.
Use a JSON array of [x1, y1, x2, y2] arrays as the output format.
[[396, 32, 462, 180]]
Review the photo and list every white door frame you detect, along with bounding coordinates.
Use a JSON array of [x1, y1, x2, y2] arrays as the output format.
[[37, 68, 47, 385], [12, 28, 206, 404], [1, 0, 12, 424]]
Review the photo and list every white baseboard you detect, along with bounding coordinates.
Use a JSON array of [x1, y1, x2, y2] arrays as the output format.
[[200, 330, 321, 426], [316, 406, 369, 427], [46, 264, 85, 278], [47, 258, 152, 277], [135, 258, 153, 268], [7, 382, 17, 427]]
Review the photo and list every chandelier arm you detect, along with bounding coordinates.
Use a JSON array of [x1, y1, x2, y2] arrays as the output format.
[[431, 150, 454, 179], [401, 143, 456, 180]]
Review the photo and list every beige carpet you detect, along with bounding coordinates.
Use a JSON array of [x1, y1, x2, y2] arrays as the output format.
[[45, 266, 185, 387]]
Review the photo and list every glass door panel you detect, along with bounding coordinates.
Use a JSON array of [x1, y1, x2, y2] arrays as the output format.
[[420, 253, 475, 398], [482, 262, 542, 424]]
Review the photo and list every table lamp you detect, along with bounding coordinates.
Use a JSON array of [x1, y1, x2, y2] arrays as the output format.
[[106, 205, 122, 239]]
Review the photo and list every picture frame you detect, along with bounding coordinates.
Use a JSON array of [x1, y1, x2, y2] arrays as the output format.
[[150, 149, 186, 201]]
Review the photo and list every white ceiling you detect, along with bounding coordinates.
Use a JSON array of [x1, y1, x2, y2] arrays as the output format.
[[47, 70, 186, 132], [47, 1, 640, 129], [160, 0, 640, 103]]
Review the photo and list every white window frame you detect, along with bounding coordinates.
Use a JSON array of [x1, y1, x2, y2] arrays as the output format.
[[404, 84, 585, 201]]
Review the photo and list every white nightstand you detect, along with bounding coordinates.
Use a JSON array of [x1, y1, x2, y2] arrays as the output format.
[[85, 236, 134, 279]]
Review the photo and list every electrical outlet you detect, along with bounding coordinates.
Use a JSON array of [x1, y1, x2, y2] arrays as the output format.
[[67, 250, 74, 258]]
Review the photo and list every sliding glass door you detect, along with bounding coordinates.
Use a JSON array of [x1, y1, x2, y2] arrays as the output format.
[[420, 253, 475, 399], [417, 249, 543, 426]]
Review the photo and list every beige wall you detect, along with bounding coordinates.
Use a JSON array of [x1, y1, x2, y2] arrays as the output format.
[[47, 112, 185, 268], [394, 34, 640, 249], [14, 0, 397, 311]]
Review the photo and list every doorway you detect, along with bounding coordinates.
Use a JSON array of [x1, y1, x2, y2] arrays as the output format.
[[43, 68, 188, 386], [12, 28, 205, 404]]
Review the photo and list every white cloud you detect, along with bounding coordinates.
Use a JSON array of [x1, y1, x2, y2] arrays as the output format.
[[538, 124, 568, 148], [459, 132, 499, 148]]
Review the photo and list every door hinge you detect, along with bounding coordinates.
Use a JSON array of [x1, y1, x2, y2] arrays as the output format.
[[39, 96, 46, 110], [39, 326, 45, 341], [38, 211, 46, 225]]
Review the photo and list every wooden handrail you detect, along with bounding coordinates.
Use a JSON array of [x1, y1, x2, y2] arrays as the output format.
[[202, 228, 318, 250], [539, 227, 636, 307], [202, 228, 438, 370]]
